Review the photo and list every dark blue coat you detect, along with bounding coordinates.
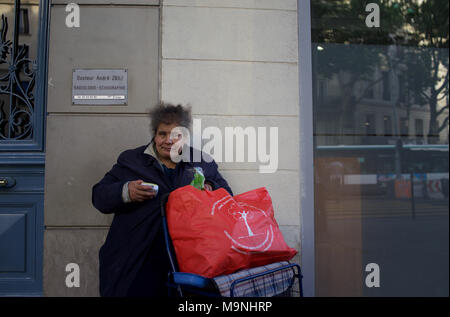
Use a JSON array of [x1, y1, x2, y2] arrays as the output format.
[[92, 143, 233, 297]]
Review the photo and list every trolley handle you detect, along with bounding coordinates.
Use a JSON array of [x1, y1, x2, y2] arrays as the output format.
[[160, 193, 178, 272], [160, 193, 170, 218]]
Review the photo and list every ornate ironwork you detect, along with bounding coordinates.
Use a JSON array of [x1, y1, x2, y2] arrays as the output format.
[[0, 1, 36, 141]]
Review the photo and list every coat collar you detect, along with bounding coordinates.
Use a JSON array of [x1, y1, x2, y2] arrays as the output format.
[[142, 142, 194, 168]]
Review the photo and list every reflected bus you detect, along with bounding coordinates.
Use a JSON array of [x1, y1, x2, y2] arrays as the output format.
[[315, 144, 449, 199]]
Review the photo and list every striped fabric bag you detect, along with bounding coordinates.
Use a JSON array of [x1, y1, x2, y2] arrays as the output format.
[[212, 261, 295, 297]]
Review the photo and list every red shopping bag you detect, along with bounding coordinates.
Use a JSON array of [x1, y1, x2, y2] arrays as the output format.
[[166, 186, 297, 278]]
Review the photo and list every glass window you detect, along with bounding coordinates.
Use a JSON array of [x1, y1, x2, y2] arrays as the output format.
[[312, 0, 449, 296], [364, 81, 375, 99], [365, 114, 376, 136], [317, 79, 327, 105], [384, 115, 392, 137], [400, 117, 409, 138], [415, 119, 424, 138], [382, 71, 391, 101]]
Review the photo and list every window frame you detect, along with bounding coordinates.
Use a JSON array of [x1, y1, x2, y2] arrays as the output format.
[[298, 0, 315, 297]]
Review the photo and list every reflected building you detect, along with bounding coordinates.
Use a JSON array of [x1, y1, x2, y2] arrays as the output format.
[[314, 44, 449, 147]]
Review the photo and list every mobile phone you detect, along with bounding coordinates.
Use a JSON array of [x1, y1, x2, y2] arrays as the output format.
[[141, 182, 159, 195]]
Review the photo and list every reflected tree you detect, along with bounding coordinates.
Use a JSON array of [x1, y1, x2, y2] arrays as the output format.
[[312, 0, 449, 144], [400, 0, 449, 143]]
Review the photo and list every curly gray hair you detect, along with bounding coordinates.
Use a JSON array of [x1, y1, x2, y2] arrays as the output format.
[[149, 102, 192, 136]]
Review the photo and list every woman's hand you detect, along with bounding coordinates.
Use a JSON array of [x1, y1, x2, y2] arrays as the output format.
[[128, 180, 157, 202], [204, 182, 213, 191]]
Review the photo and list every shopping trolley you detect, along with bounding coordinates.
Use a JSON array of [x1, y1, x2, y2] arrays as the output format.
[[160, 193, 304, 297]]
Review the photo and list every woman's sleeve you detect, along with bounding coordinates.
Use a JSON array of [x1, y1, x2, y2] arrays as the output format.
[[205, 161, 234, 196], [92, 166, 129, 214]]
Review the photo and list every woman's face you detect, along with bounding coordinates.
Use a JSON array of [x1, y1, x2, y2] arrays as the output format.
[[154, 122, 183, 161]]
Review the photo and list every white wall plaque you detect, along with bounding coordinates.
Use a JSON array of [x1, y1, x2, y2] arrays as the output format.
[[72, 69, 128, 105]]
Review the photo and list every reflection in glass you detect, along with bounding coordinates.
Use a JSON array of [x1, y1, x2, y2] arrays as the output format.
[[312, 0, 448, 296]]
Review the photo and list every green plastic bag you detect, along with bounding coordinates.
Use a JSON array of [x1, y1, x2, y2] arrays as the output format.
[[190, 167, 205, 190]]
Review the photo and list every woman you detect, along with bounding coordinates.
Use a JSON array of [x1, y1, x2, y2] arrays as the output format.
[[92, 103, 233, 297]]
